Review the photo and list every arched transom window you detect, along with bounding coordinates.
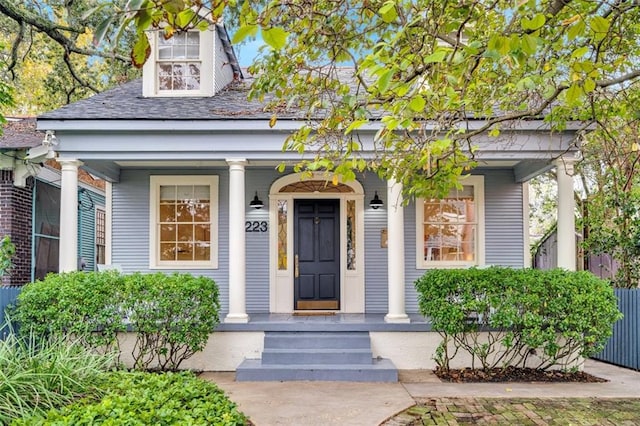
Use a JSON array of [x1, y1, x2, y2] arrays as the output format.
[[279, 180, 355, 193]]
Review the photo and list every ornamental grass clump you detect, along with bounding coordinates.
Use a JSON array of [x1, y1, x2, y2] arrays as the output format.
[[0, 323, 116, 424], [415, 267, 622, 372]]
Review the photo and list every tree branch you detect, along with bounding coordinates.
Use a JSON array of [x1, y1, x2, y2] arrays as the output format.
[[597, 69, 640, 88], [7, 21, 24, 79], [63, 51, 100, 94], [0, 0, 130, 63], [547, 0, 573, 16]]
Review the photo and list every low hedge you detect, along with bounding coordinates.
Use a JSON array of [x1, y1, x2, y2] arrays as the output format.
[[13, 371, 248, 425], [415, 267, 622, 372], [13, 271, 220, 371]]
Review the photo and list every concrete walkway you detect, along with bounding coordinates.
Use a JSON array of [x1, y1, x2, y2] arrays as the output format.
[[200, 360, 640, 425]]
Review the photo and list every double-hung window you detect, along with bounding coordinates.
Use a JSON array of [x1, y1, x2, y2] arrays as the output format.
[[150, 176, 218, 269], [416, 175, 484, 268], [157, 31, 201, 92]]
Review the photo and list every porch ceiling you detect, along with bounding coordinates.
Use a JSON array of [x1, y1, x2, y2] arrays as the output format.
[[79, 158, 550, 184]]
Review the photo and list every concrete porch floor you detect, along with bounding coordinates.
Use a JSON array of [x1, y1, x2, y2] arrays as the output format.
[[200, 359, 640, 425], [216, 313, 432, 332]]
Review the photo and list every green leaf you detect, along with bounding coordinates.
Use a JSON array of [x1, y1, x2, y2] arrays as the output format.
[[131, 33, 151, 68], [133, 7, 152, 33], [567, 20, 586, 41], [521, 34, 537, 55], [175, 9, 196, 28], [424, 50, 447, 64], [378, 69, 394, 93], [93, 17, 114, 47], [522, 14, 546, 31], [125, 0, 146, 11], [565, 83, 582, 104], [590, 16, 609, 33], [378, 1, 397, 23], [262, 27, 289, 50], [571, 46, 589, 59], [583, 78, 596, 93], [408, 95, 426, 112], [81, 4, 107, 21], [345, 119, 369, 135], [162, 0, 184, 15], [196, 20, 210, 31], [232, 24, 258, 44]]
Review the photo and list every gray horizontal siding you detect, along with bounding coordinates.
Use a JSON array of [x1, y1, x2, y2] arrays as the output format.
[[111, 168, 523, 316], [483, 169, 524, 267], [245, 169, 280, 313], [402, 169, 524, 314], [112, 169, 230, 312], [362, 176, 389, 314]]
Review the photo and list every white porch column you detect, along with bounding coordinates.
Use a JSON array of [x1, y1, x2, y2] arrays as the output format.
[[58, 159, 83, 272], [385, 178, 410, 323], [555, 158, 576, 271], [225, 159, 249, 323]]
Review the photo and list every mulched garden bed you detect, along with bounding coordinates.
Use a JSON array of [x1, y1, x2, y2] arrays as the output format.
[[435, 366, 608, 383]]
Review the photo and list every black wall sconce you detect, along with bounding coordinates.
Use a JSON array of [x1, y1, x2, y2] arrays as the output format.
[[370, 191, 383, 209], [249, 191, 264, 209]]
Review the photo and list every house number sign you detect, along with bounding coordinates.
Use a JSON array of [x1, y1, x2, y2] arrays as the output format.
[[245, 221, 268, 233]]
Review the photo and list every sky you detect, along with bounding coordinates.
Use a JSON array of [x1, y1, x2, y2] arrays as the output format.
[[233, 36, 264, 67]]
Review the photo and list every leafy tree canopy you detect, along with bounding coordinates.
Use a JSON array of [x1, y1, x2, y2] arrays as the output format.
[[0, 0, 137, 115], [2, 0, 638, 197], [124, 0, 639, 197]]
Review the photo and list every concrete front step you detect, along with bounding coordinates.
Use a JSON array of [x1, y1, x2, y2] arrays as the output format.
[[235, 358, 398, 382], [261, 348, 373, 365], [236, 330, 399, 382], [264, 331, 371, 350]]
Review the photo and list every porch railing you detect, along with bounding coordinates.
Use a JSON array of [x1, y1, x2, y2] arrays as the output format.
[[592, 288, 640, 371]]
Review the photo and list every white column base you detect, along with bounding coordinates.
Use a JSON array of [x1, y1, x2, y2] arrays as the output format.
[[384, 314, 411, 324], [224, 313, 250, 324]]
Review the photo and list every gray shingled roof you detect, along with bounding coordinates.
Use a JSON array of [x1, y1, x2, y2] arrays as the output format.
[[1, 118, 43, 148], [37, 68, 546, 123], [37, 77, 284, 121], [37, 67, 371, 122]]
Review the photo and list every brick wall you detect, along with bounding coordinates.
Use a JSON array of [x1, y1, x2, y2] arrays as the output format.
[[0, 170, 33, 286]]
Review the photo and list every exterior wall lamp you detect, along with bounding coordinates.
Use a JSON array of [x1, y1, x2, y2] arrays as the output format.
[[369, 191, 383, 209], [249, 191, 264, 209]]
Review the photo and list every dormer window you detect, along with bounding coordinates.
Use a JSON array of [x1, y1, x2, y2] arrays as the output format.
[[157, 32, 201, 91], [142, 25, 237, 98]]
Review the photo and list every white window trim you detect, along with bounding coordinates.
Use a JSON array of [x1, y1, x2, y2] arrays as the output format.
[[156, 31, 201, 95], [142, 29, 214, 97], [95, 206, 106, 266], [415, 175, 485, 269], [149, 175, 219, 269]]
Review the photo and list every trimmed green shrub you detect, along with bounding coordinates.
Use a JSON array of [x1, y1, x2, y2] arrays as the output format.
[[124, 272, 220, 371], [0, 324, 116, 424], [14, 271, 220, 371], [12, 271, 126, 352], [415, 267, 622, 372], [14, 371, 248, 425]]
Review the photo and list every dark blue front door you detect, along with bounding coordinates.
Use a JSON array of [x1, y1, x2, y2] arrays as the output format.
[[294, 199, 340, 310]]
